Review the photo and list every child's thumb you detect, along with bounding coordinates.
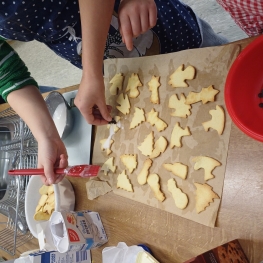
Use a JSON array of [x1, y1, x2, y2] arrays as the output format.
[[98, 102, 112, 122]]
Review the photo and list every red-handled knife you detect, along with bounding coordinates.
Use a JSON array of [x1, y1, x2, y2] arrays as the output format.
[[8, 164, 100, 178]]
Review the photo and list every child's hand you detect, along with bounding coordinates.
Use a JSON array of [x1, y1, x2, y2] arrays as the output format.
[[118, 0, 157, 51], [6, 85, 70, 185], [74, 73, 112, 125], [37, 137, 68, 185]]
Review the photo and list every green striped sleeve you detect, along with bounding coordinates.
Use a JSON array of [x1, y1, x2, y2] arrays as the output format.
[[0, 40, 38, 101]]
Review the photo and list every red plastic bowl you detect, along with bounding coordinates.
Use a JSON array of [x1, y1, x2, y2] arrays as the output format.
[[225, 35, 263, 142]]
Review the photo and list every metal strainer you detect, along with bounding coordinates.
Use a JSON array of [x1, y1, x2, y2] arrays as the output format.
[[44, 91, 74, 140]]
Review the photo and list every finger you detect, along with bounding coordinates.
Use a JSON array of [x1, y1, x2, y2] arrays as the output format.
[[91, 118, 109, 126], [93, 115, 111, 125], [88, 109, 109, 125], [96, 101, 112, 122], [118, 19, 124, 42], [83, 112, 107, 125], [79, 106, 96, 125], [52, 155, 67, 184], [140, 9, 150, 33], [121, 15, 134, 51], [54, 174, 65, 184], [59, 154, 68, 168], [149, 4, 157, 28], [92, 105, 112, 117], [118, 20, 126, 43], [93, 112, 106, 120], [74, 97, 95, 124], [37, 162, 51, 185], [107, 105, 113, 113], [130, 13, 142, 37], [44, 163, 56, 185], [93, 105, 112, 111], [90, 105, 112, 123], [82, 104, 111, 125], [40, 175, 50, 186]]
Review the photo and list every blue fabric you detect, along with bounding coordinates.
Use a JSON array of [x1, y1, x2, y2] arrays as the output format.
[[110, 0, 202, 55], [39, 86, 59, 93], [0, 0, 226, 70], [0, 0, 203, 69], [197, 17, 229, 47], [0, 1, 80, 42]]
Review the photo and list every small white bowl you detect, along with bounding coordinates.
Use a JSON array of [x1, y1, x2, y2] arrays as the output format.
[[25, 176, 75, 238]]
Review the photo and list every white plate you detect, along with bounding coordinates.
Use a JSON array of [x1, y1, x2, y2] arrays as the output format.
[[25, 176, 75, 238]]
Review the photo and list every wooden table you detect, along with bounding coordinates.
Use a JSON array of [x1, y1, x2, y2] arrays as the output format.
[[69, 36, 263, 263], [0, 36, 262, 262], [68, 125, 263, 263]]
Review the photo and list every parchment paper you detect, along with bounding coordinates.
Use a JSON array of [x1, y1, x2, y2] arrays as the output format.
[[92, 44, 240, 227], [86, 179, 112, 200]]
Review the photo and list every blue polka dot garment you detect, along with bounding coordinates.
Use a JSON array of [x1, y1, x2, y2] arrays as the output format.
[[0, 0, 201, 69]]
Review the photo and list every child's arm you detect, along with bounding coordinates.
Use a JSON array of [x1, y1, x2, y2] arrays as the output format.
[[7, 86, 68, 185], [118, 0, 157, 51], [0, 40, 68, 185], [75, 0, 114, 125], [75, 0, 156, 125]]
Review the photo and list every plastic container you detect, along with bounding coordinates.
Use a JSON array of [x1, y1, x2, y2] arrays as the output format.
[[225, 35, 263, 142]]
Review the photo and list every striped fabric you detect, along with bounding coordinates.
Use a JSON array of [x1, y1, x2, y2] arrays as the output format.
[[0, 40, 38, 101], [217, 0, 263, 36]]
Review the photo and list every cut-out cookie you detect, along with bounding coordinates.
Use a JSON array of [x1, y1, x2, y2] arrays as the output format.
[[47, 186, 54, 195], [168, 64, 196, 88], [34, 186, 56, 221], [100, 139, 114, 155], [167, 178, 188, 209], [148, 75, 161, 104], [168, 93, 191, 118], [116, 93, 130, 115], [138, 131, 154, 156], [101, 157, 116, 175], [109, 73, 124, 95], [202, 105, 225, 135], [130, 107, 145, 129], [194, 183, 220, 213], [38, 194, 48, 206], [170, 122, 191, 148], [150, 136, 168, 159], [125, 73, 143, 98], [39, 185, 49, 195], [147, 173, 165, 202], [147, 108, 168, 132], [163, 162, 188, 180], [117, 170, 133, 192], [34, 211, 51, 221], [120, 154, 137, 173], [137, 159, 153, 185], [193, 156, 221, 181], [185, 85, 219, 105]]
